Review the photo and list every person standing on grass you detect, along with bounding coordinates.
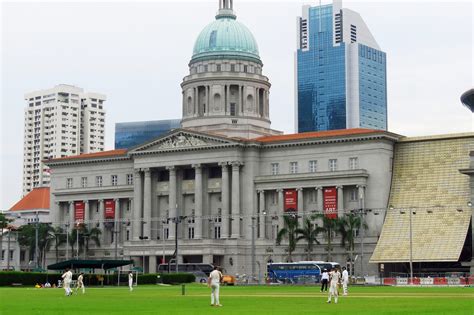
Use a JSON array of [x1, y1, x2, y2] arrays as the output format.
[[341, 267, 349, 296], [61, 268, 73, 296], [208, 266, 223, 307], [327, 267, 341, 304], [128, 271, 134, 291], [320, 269, 329, 292], [76, 272, 85, 294]]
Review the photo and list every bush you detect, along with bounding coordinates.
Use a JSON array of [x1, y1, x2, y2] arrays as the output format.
[[160, 272, 195, 284], [0, 272, 62, 286]]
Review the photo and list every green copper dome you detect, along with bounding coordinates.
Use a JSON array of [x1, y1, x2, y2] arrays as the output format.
[[191, 15, 261, 65]]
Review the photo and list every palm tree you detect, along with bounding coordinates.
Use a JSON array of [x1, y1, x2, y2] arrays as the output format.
[[17, 223, 54, 268], [51, 226, 66, 263], [80, 226, 102, 258], [295, 218, 324, 260], [276, 214, 300, 262], [312, 214, 340, 262], [338, 213, 368, 276]]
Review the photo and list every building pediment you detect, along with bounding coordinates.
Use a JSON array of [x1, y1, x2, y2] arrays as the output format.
[[129, 129, 241, 154]]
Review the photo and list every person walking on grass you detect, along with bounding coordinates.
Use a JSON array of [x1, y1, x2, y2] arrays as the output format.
[[320, 269, 329, 292], [208, 266, 223, 307], [342, 267, 349, 296], [129, 271, 134, 291], [76, 272, 85, 294], [61, 268, 73, 296], [327, 267, 341, 304]]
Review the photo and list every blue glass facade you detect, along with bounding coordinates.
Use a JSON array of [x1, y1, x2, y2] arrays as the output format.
[[115, 119, 181, 149], [297, 5, 346, 132], [358, 44, 387, 130], [297, 4, 387, 132]]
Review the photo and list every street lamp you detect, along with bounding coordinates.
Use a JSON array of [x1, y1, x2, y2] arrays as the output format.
[[396, 206, 415, 284], [171, 215, 187, 273]]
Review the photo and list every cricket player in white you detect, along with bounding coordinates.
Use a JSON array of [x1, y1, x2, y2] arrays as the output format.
[[208, 266, 223, 307], [128, 272, 134, 291], [341, 267, 349, 296], [61, 268, 73, 296], [327, 267, 341, 304], [76, 272, 85, 294]]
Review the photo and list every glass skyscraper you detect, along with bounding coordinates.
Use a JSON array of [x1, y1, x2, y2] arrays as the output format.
[[296, 0, 387, 132], [115, 119, 181, 149]]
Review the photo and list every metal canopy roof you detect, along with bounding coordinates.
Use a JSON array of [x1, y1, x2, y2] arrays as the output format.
[[47, 259, 133, 270]]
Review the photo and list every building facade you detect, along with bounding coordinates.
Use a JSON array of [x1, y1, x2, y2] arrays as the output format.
[[23, 84, 106, 195], [115, 119, 181, 149], [47, 128, 399, 277], [295, 0, 387, 133]]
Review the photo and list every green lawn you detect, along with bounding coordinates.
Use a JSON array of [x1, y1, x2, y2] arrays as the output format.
[[0, 284, 472, 315]]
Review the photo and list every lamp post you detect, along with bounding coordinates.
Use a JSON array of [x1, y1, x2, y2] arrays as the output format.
[[393, 206, 415, 284], [172, 215, 187, 273]]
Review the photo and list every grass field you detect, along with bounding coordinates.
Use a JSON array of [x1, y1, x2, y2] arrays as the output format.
[[0, 284, 472, 315]]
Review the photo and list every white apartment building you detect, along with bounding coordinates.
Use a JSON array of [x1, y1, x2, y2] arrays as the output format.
[[22, 84, 106, 195]]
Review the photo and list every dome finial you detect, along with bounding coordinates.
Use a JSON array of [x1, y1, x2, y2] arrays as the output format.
[[216, 0, 236, 19]]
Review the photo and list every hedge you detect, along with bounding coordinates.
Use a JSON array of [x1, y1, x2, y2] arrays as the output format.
[[159, 272, 195, 284], [0, 271, 196, 286]]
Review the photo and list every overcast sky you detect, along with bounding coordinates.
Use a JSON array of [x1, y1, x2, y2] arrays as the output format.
[[1, 0, 472, 210]]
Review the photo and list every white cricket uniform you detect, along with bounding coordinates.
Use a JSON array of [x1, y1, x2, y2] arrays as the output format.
[[61, 270, 73, 296], [129, 273, 134, 291], [77, 274, 85, 294], [209, 270, 222, 306], [327, 270, 341, 303], [342, 270, 349, 295]]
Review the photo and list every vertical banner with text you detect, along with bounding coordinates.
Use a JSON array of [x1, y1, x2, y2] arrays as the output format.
[[74, 201, 85, 224], [104, 199, 116, 219], [284, 189, 298, 212], [323, 187, 337, 219]]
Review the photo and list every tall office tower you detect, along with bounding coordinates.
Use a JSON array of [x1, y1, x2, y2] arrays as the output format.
[[295, 0, 387, 132], [115, 119, 181, 149], [22, 84, 106, 194]]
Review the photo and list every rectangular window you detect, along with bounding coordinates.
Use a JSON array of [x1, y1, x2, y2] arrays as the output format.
[[350, 188, 358, 201], [20, 250, 26, 262], [126, 230, 130, 241], [349, 157, 358, 170], [81, 177, 87, 188], [216, 64, 221, 72], [310, 190, 317, 203], [126, 199, 131, 211], [126, 174, 133, 185], [290, 162, 298, 174], [271, 163, 279, 175], [214, 226, 221, 239], [1, 250, 4, 260], [111, 175, 118, 186], [230, 103, 236, 116], [230, 64, 235, 72], [188, 227, 195, 239], [165, 228, 169, 239], [309, 160, 317, 173], [271, 191, 278, 205], [329, 159, 338, 172], [66, 178, 73, 188], [96, 176, 103, 187]]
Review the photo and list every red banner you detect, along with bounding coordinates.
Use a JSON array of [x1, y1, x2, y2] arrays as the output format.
[[74, 201, 85, 223], [323, 187, 337, 219], [284, 189, 298, 212], [104, 199, 115, 219]]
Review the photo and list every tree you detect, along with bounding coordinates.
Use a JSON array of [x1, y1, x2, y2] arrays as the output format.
[[0, 213, 13, 263], [276, 214, 300, 262], [80, 226, 102, 258], [338, 212, 368, 276], [295, 218, 324, 260], [51, 226, 66, 263], [17, 223, 54, 269], [312, 214, 340, 262]]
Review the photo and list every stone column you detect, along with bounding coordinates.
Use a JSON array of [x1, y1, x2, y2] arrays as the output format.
[[337, 186, 344, 218], [231, 161, 241, 238], [193, 164, 203, 239], [297, 188, 304, 226], [149, 255, 157, 274], [167, 166, 177, 240], [143, 168, 152, 239], [133, 169, 143, 241], [84, 200, 90, 228], [68, 201, 74, 226], [220, 162, 230, 239], [277, 189, 284, 230], [114, 198, 120, 244], [316, 187, 323, 213], [98, 199, 105, 245], [258, 190, 265, 239]]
